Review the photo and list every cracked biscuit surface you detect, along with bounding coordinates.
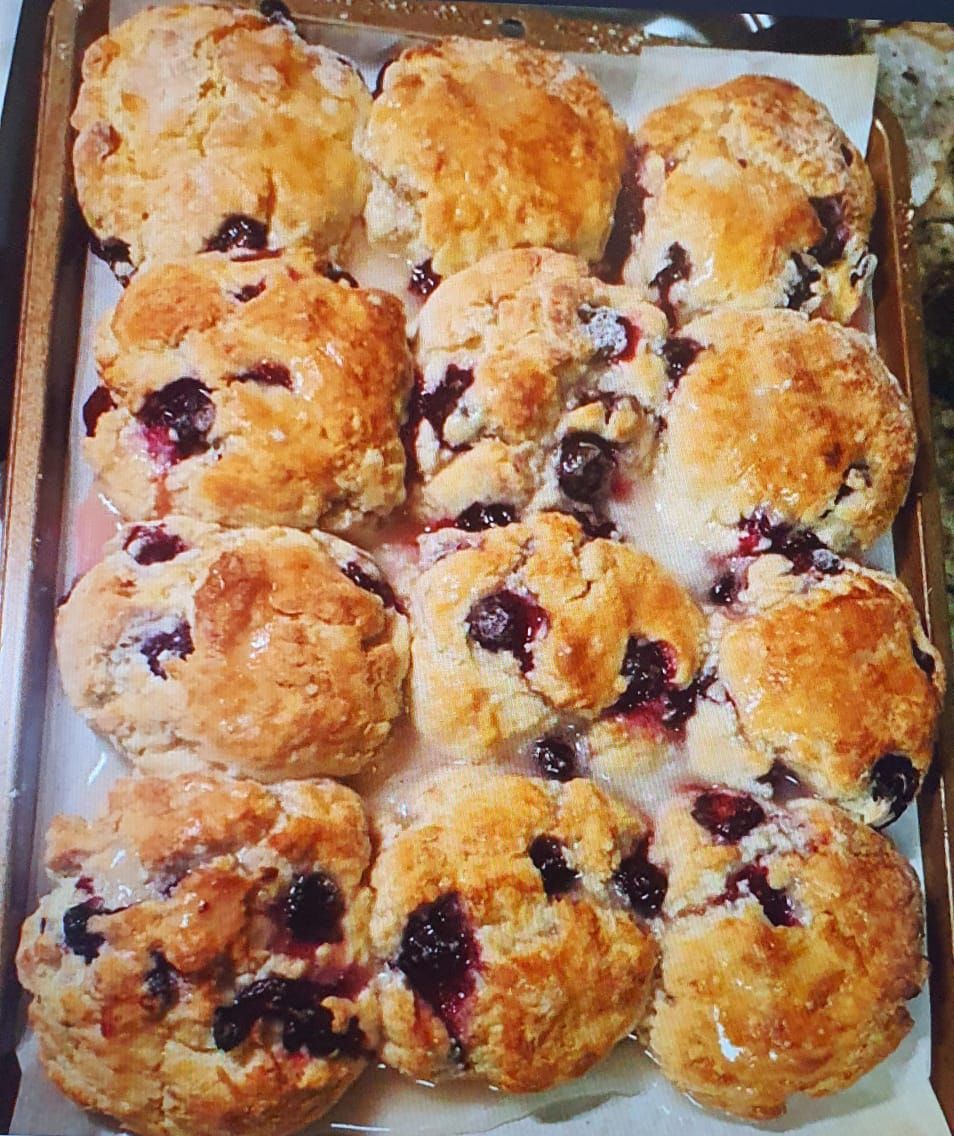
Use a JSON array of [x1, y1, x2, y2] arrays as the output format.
[[647, 794, 927, 1120], [410, 512, 706, 766], [689, 557, 945, 826], [370, 772, 659, 1090], [16, 775, 377, 1136], [84, 250, 413, 531], [622, 75, 876, 325], [655, 309, 916, 556], [361, 38, 628, 277], [56, 518, 409, 781], [72, 4, 370, 273], [409, 247, 671, 527]]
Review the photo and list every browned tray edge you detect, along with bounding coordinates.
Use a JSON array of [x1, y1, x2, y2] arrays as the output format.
[[870, 104, 954, 1126], [0, 0, 90, 1064], [1, 0, 952, 1130]]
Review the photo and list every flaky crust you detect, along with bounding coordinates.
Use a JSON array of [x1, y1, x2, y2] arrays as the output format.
[[72, 5, 370, 270], [17, 775, 377, 1136], [656, 309, 917, 552], [624, 75, 876, 324], [647, 796, 927, 1120], [371, 772, 658, 1090], [55, 518, 409, 780], [411, 513, 706, 760], [701, 558, 945, 824], [361, 38, 628, 276], [410, 247, 670, 522], [85, 250, 412, 531]]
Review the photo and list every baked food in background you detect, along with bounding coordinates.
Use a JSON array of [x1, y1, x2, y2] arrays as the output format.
[[690, 556, 945, 826], [409, 247, 670, 530], [72, 4, 371, 277], [619, 75, 875, 325], [370, 772, 659, 1090], [56, 519, 409, 781], [17, 775, 378, 1136], [83, 249, 413, 531], [647, 793, 927, 1119], [653, 308, 917, 561], [361, 37, 629, 283]]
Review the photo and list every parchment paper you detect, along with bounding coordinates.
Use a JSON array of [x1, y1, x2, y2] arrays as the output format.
[[11, 9, 949, 1135]]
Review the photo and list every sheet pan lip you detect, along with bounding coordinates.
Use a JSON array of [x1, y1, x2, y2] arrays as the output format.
[[1, 1, 951, 1131], [0, 0, 77, 1059]]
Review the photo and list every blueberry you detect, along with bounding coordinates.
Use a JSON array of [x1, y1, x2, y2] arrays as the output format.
[[284, 872, 344, 944], [140, 620, 194, 679], [531, 735, 578, 782], [691, 790, 766, 844], [556, 432, 616, 503], [454, 502, 517, 532], [870, 753, 920, 826], [613, 841, 667, 919], [205, 215, 268, 254], [528, 836, 580, 897], [123, 525, 187, 566]]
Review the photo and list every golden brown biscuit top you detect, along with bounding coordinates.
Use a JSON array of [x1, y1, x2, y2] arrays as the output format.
[[628, 75, 875, 323], [376, 773, 650, 926], [38, 773, 374, 985], [414, 247, 669, 451], [659, 309, 916, 550], [97, 249, 410, 410], [56, 519, 409, 780], [90, 250, 413, 529], [370, 772, 659, 1091], [47, 774, 370, 897], [655, 793, 925, 948], [638, 76, 871, 226], [363, 37, 628, 275], [72, 4, 370, 269], [415, 512, 707, 713], [650, 795, 926, 1119], [716, 564, 944, 805], [19, 774, 376, 1136]]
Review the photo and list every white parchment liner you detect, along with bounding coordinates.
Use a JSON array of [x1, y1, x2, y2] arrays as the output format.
[[11, 8, 949, 1135]]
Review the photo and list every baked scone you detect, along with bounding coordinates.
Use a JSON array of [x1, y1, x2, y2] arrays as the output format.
[[82, 250, 413, 531], [411, 513, 707, 767], [16, 775, 377, 1136], [646, 793, 927, 1120], [408, 247, 671, 529], [370, 772, 660, 1090], [654, 309, 917, 561], [620, 75, 875, 325], [72, 4, 370, 276], [56, 518, 409, 781], [361, 38, 628, 281], [689, 556, 945, 826]]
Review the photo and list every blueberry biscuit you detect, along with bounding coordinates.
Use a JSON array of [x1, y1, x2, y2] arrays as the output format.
[[84, 250, 413, 531], [409, 247, 670, 528], [370, 772, 660, 1090], [620, 75, 875, 325], [72, 4, 370, 275], [646, 793, 927, 1120], [411, 512, 707, 767], [654, 308, 916, 561], [56, 518, 409, 781], [690, 557, 945, 826], [361, 38, 628, 282], [16, 775, 377, 1136]]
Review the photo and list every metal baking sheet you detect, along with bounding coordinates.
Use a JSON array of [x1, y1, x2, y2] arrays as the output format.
[[0, 0, 951, 1130]]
